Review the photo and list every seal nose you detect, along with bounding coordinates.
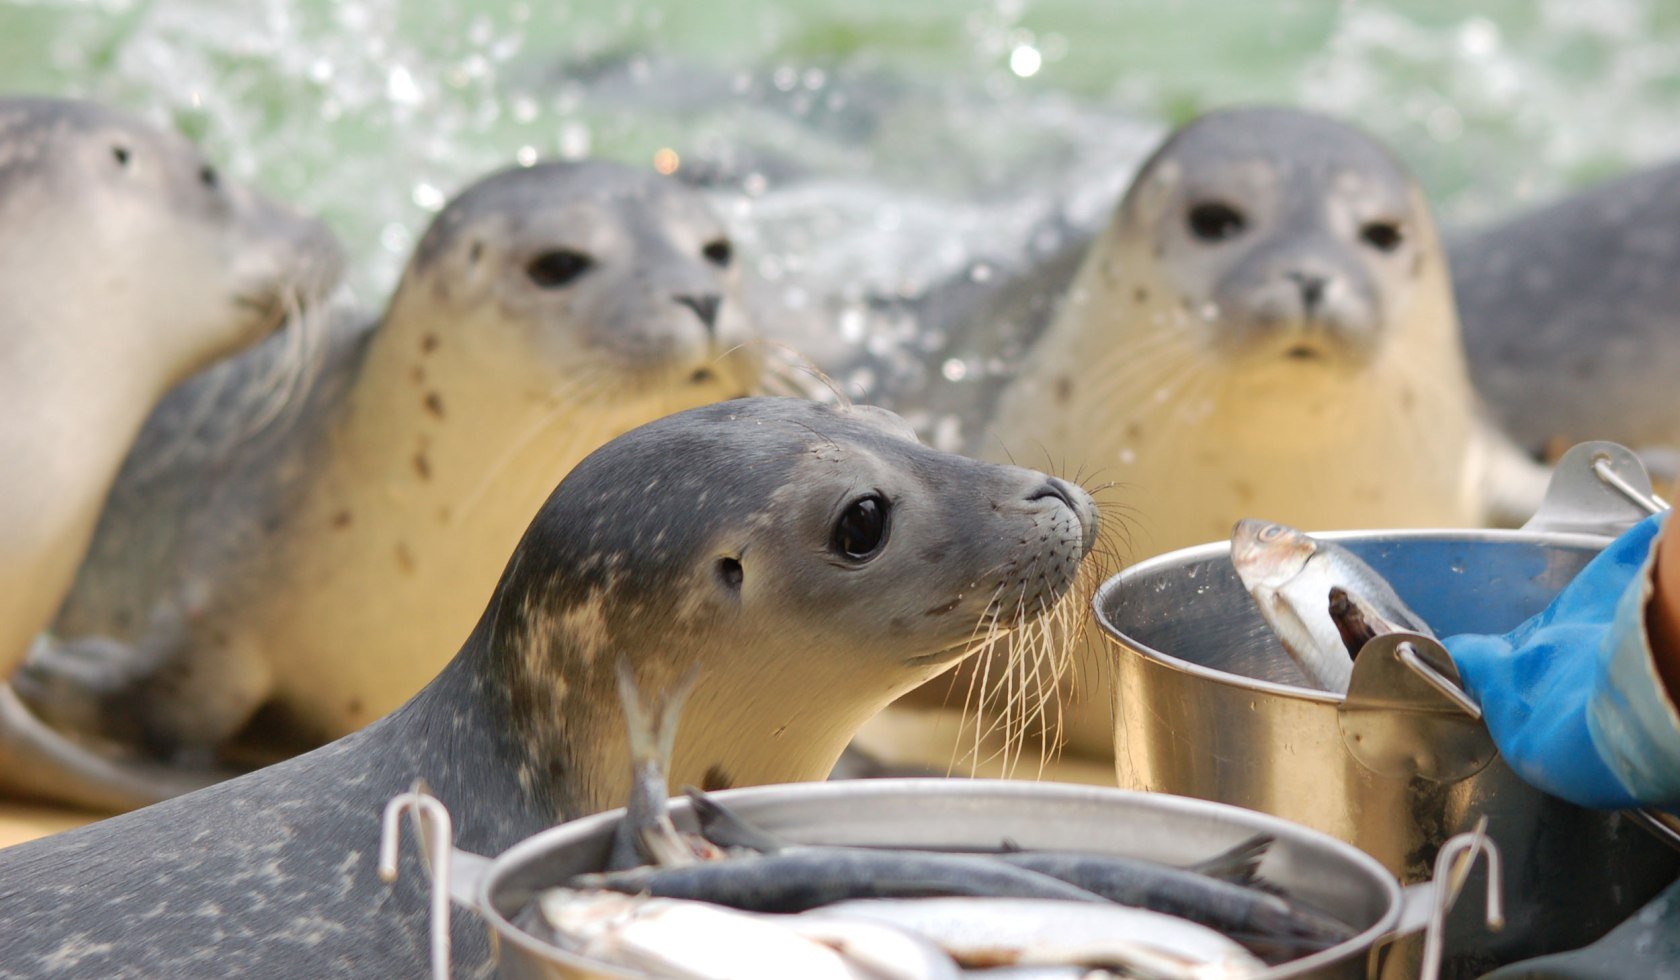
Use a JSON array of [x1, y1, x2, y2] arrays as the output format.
[[675, 293, 723, 336], [1286, 271, 1328, 315], [1029, 477, 1100, 555]]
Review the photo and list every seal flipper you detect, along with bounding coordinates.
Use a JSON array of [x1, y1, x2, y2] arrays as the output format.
[[607, 659, 701, 870], [0, 682, 230, 812], [17, 600, 274, 765]]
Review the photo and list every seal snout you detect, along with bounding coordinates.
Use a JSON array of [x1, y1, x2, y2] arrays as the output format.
[[1029, 477, 1099, 556]]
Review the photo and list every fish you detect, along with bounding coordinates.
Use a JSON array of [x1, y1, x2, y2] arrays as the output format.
[[993, 850, 1355, 959], [571, 848, 1109, 911], [1230, 519, 1432, 693], [685, 788, 1347, 959], [777, 915, 966, 980], [804, 898, 1267, 979], [535, 888, 876, 979], [606, 659, 709, 870]]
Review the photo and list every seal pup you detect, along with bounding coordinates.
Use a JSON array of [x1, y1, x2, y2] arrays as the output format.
[[0, 397, 1100, 978], [15, 160, 767, 808], [0, 96, 342, 680], [1451, 160, 1680, 457], [982, 107, 1546, 756]]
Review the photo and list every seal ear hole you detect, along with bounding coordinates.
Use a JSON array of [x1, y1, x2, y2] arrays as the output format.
[[831, 494, 890, 563], [1360, 221, 1404, 253], [1186, 201, 1245, 242], [526, 249, 593, 288], [111, 145, 131, 167], [702, 238, 732, 268], [716, 556, 744, 591]]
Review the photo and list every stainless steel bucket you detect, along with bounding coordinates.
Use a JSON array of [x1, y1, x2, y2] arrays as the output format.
[[1093, 444, 1680, 977], [385, 779, 1483, 980]]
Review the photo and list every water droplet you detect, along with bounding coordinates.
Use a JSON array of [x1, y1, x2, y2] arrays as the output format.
[[558, 122, 591, 159], [1009, 44, 1042, 78], [386, 65, 422, 106], [772, 66, 798, 91], [516, 146, 538, 167], [969, 262, 994, 283], [410, 182, 445, 211], [942, 358, 969, 382], [1449, 559, 1466, 574]]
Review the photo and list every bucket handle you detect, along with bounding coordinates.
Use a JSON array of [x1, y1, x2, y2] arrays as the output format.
[[379, 789, 492, 980], [1375, 823, 1505, 980], [1523, 441, 1665, 536]]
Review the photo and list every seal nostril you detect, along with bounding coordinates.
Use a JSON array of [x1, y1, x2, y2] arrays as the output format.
[[1286, 271, 1328, 312], [1028, 479, 1077, 513], [675, 293, 723, 335]]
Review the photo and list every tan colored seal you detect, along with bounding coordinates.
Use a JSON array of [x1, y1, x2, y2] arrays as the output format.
[[0, 97, 342, 680], [986, 107, 1545, 756], [21, 162, 765, 802]]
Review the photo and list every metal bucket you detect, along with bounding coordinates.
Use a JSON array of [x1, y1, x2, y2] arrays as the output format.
[[1093, 443, 1680, 977], [383, 779, 1488, 980]]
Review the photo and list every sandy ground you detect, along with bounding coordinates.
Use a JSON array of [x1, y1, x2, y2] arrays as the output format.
[[0, 704, 1117, 852]]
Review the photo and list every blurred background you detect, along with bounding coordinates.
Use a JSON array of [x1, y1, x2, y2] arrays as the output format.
[[4, 0, 1678, 319]]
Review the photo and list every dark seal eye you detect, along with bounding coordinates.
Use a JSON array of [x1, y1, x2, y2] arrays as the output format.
[[702, 238, 732, 268], [831, 495, 890, 562], [1360, 221, 1404, 253], [111, 145, 131, 167], [199, 164, 219, 189], [1187, 201, 1246, 242], [717, 556, 744, 591], [526, 249, 593, 288]]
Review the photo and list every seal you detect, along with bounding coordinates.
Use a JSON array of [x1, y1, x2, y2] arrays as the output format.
[[0, 397, 1100, 978], [0, 96, 342, 683], [981, 106, 1546, 756], [12, 160, 768, 809], [1451, 159, 1680, 456]]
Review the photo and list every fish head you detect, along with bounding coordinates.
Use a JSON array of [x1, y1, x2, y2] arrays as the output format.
[[1230, 519, 1317, 593]]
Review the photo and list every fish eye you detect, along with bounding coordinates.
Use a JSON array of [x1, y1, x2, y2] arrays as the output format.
[[526, 249, 593, 288], [1360, 220, 1404, 253], [702, 238, 732, 268], [1258, 524, 1286, 542], [831, 494, 890, 562], [1186, 201, 1246, 243]]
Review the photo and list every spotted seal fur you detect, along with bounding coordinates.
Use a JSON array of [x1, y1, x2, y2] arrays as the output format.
[[0, 397, 1099, 978], [14, 160, 764, 808]]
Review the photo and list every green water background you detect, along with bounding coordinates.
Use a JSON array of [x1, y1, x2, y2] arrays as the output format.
[[3, 0, 1679, 301]]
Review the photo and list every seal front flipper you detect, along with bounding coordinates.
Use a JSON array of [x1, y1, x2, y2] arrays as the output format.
[[17, 601, 274, 770], [0, 683, 230, 812]]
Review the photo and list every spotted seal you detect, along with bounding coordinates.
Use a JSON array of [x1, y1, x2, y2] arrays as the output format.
[[1451, 159, 1680, 457], [13, 160, 764, 808], [0, 96, 342, 684], [0, 397, 1099, 977], [981, 107, 1546, 756]]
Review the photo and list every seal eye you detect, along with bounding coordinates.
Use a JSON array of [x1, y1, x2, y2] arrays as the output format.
[[1187, 201, 1246, 243], [702, 239, 732, 268], [199, 164, 219, 189], [831, 495, 890, 562], [717, 557, 744, 591], [1360, 221, 1404, 253], [526, 249, 593, 288], [111, 145, 131, 167]]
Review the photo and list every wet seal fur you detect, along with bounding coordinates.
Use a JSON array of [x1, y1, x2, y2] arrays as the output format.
[[15, 161, 765, 809], [986, 107, 1546, 755], [0, 96, 342, 682], [1451, 160, 1680, 457], [0, 397, 1098, 978]]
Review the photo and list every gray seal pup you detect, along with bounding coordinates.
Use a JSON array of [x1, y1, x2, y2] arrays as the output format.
[[0, 397, 1100, 978], [1451, 160, 1680, 457], [981, 107, 1546, 757], [0, 96, 342, 681], [15, 160, 765, 808]]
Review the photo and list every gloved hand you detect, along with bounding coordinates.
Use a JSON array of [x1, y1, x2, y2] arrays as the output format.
[[1445, 513, 1680, 810]]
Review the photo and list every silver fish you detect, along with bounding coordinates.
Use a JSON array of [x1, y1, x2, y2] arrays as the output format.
[[1230, 519, 1432, 694], [778, 915, 965, 980], [806, 897, 1266, 980], [538, 889, 875, 979]]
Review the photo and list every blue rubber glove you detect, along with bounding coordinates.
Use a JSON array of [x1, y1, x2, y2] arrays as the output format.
[[1445, 514, 1680, 810]]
